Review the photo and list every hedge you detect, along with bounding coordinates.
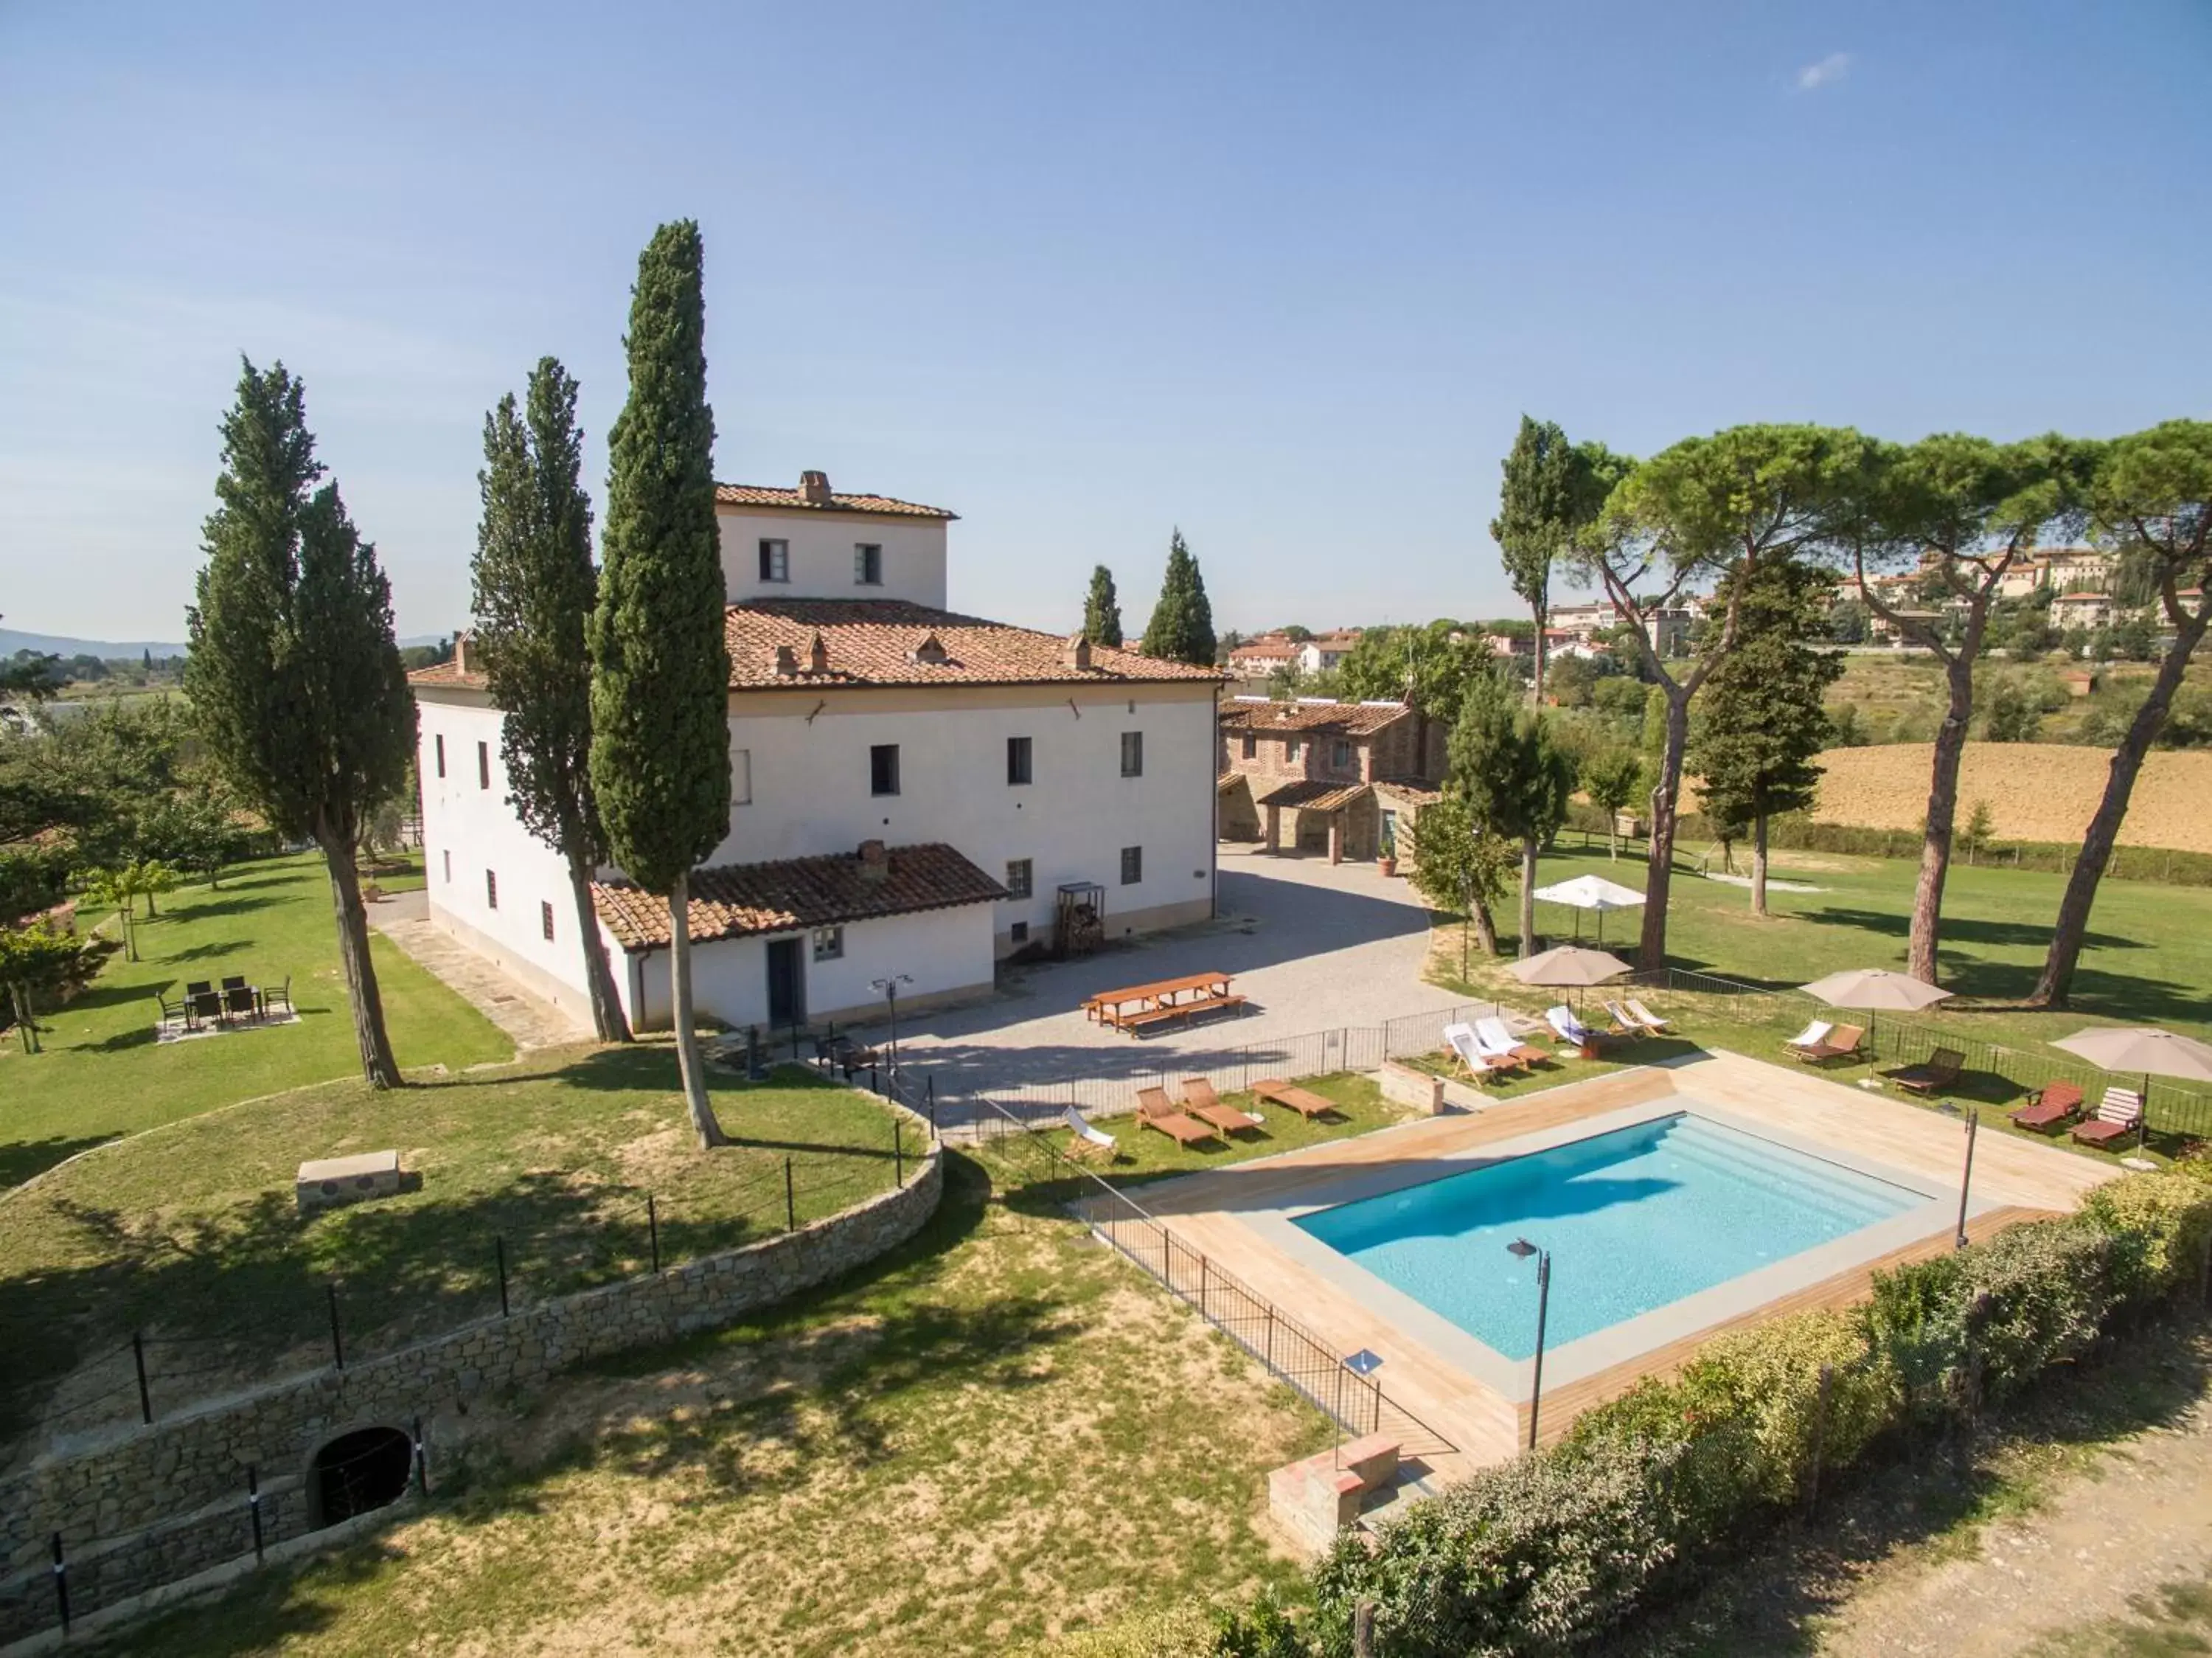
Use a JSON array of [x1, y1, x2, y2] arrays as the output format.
[[1047, 1171, 2212, 1658]]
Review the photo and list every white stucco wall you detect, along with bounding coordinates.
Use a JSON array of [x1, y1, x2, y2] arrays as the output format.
[[625, 902, 995, 1034], [718, 507, 947, 608], [709, 681, 1219, 952]]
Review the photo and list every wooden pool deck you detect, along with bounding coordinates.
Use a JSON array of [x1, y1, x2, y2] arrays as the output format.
[[1134, 1049, 2115, 1474]]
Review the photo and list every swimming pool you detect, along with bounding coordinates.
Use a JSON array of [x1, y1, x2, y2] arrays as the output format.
[[1292, 1113, 1925, 1359]]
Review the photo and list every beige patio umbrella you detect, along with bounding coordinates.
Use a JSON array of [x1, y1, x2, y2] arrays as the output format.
[[1510, 945, 1631, 1013], [1531, 873, 1645, 945], [2051, 1027, 2212, 1148], [1798, 968, 1955, 1037]]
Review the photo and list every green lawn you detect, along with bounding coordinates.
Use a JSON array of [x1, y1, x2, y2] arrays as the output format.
[[0, 853, 512, 1190], [0, 1050, 907, 1445], [1434, 843, 2212, 1053]]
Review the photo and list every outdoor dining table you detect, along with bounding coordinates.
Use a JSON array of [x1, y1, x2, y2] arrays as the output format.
[[1083, 971, 1245, 1034]]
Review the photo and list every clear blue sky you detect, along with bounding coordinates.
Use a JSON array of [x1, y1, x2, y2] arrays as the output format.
[[3, 0, 2206, 645]]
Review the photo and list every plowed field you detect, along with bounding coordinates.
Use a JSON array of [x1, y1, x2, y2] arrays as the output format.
[[1806, 743, 2212, 853]]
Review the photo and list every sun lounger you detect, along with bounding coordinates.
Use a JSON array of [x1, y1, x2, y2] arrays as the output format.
[[1600, 1002, 1650, 1039], [1884, 1047, 1964, 1095], [1180, 1078, 1265, 1136], [2070, 1086, 2144, 1148], [1444, 1022, 1512, 1081], [1783, 1019, 1834, 1060], [2010, 1080, 2084, 1134], [1475, 1016, 1551, 1067], [1624, 999, 1673, 1034], [1253, 1078, 1336, 1120], [1546, 1005, 1615, 1055], [1063, 1106, 1118, 1160], [1793, 1024, 1866, 1065], [1136, 1086, 1217, 1148]]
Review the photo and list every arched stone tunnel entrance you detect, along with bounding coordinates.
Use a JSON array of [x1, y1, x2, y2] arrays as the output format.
[[309, 1425, 413, 1527]]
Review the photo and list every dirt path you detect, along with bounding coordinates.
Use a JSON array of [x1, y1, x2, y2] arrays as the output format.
[[1816, 1370, 2212, 1656]]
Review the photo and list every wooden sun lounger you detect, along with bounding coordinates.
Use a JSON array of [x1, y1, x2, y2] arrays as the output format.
[[1062, 1106, 1119, 1160], [1252, 1077, 1336, 1120], [1475, 1017, 1550, 1067], [2010, 1080, 2084, 1134], [2071, 1086, 2145, 1148], [1180, 1078, 1265, 1136], [1136, 1086, 1217, 1148], [1793, 1024, 1866, 1065], [1884, 1047, 1964, 1095], [1624, 999, 1673, 1033]]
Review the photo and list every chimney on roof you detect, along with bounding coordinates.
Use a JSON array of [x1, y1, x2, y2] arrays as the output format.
[[808, 631, 829, 673], [773, 644, 799, 676], [1063, 634, 1092, 670], [857, 839, 889, 882], [799, 469, 832, 506], [453, 633, 469, 675]]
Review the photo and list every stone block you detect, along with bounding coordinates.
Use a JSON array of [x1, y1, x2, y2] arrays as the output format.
[[296, 1151, 403, 1213], [1377, 1060, 1446, 1114], [1266, 1435, 1399, 1556]]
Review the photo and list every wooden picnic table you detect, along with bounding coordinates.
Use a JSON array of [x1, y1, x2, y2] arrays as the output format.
[[1083, 971, 1246, 1035]]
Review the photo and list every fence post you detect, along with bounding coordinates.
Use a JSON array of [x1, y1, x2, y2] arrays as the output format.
[[247, 1464, 264, 1564], [327, 1283, 344, 1371], [50, 1532, 68, 1635], [1353, 1600, 1377, 1658], [785, 1157, 796, 1232], [411, 1414, 430, 1497], [1804, 1364, 1834, 1518], [647, 1194, 661, 1274], [926, 1074, 936, 1136], [133, 1330, 152, 1425], [495, 1237, 510, 1318], [1199, 1255, 1209, 1320], [894, 1120, 905, 1189]]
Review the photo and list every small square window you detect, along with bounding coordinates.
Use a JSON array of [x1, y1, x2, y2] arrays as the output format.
[[854, 544, 883, 586], [478, 741, 491, 789], [1006, 735, 1032, 786], [812, 925, 844, 962], [758, 538, 789, 582], [1333, 739, 1354, 769], [434, 733, 446, 777], [442, 849, 451, 882], [1009, 920, 1029, 944], [870, 743, 900, 797], [1005, 858, 1033, 899], [1120, 731, 1144, 777], [1239, 732, 1255, 760], [732, 747, 752, 806], [1119, 845, 1142, 885], [540, 901, 555, 942], [485, 870, 498, 909], [1284, 737, 1302, 763]]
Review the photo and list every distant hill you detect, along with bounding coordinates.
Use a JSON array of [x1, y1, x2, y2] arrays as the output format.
[[0, 629, 189, 659], [1, 629, 453, 659]]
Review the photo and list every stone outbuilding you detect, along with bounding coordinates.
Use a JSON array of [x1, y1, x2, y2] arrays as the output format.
[[1216, 697, 1447, 863]]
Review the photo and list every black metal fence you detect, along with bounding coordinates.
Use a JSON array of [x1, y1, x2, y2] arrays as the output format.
[[969, 1095, 1459, 1461], [3, 1062, 936, 1456]]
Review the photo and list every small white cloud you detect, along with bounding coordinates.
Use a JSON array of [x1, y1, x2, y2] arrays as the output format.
[[1797, 52, 1853, 91]]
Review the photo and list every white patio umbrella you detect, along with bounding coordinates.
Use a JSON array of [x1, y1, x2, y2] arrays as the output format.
[[1511, 945, 1632, 1013], [2051, 1027, 2212, 1146], [1531, 873, 1646, 945], [1798, 968, 1955, 1038]]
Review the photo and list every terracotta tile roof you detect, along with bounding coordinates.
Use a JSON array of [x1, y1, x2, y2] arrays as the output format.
[[726, 600, 1222, 689], [1218, 771, 1248, 794], [411, 603, 1224, 694], [1374, 778, 1445, 806], [715, 483, 956, 520], [1254, 779, 1371, 812], [591, 842, 1005, 951], [1219, 697, 1410, 737]]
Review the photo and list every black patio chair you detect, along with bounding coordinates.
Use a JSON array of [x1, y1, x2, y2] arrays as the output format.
[[261, 977, 293, 1018], [223, 982, 257, 1021], [189, 987, 228, 1027], [153, 991, 189, 1034]]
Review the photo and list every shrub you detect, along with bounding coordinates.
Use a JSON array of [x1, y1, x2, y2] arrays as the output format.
[[1868, 1218, 2121, 1416], [1026, 1601, 1229, 1657], [2081, 1172, 2212, 1305], [1307, 1432, 1694, 1657]]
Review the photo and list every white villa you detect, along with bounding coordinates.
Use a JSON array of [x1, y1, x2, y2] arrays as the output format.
[[410, 471, 1223, 1035]]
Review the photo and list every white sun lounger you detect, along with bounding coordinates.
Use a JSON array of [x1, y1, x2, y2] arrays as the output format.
[[1547, 1005, 1599, 1048], [1783, 1019, 1834, 1057], [1443, 1021, 1499, 1076], [1624, 998, 1672, 1033], [1063, 1106, 1118, 1159], [1475, 1017, 1545, 1065]]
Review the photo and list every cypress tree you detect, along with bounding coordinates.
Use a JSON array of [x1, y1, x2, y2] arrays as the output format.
[[1082, 564, 1124, 647], [589, 221, 732, 1148], [472, 357, 632, 1044], [187, 358, 415, 1088], [1140, 529, 1216, 665]]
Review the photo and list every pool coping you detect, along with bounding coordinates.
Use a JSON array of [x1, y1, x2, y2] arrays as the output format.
[[1229, 1095, 1988, 1401]]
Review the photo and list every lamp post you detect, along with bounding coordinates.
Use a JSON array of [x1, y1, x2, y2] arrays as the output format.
[[1955, 1106, 1979, 1250], [1506, 1237, 1551, 1452], [869, 974, 914, 1077]]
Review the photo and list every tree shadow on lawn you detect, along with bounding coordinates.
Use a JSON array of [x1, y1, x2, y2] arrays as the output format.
[[1804, 907, 2141, 954], [0, 1132, 117, 1193], [161, 892, 282, 923], [1597, 1314, 2212, 1658], [122, 1533, 408, 1658]]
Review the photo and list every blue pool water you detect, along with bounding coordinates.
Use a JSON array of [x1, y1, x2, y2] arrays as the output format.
[[1293, 1113, 1925, 1359]]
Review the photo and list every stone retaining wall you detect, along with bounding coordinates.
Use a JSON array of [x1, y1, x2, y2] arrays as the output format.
[[0, 1135, 942, 1643]]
